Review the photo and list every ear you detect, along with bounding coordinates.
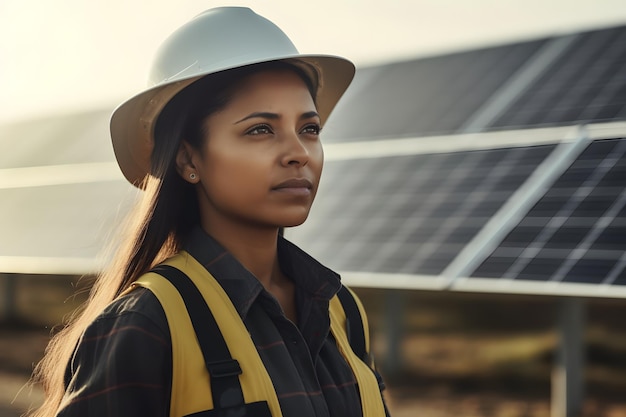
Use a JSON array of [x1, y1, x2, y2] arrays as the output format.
[[175, 141, 200, 183]]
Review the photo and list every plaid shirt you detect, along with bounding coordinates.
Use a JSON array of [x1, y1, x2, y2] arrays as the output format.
[[58, 227, 386, 416]]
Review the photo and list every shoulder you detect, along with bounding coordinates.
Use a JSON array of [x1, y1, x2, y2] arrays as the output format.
[[82, 287, 170, 348], [102, 286, 166, 317], [61, 288, 172, 416], [68, 287, 172, 382]]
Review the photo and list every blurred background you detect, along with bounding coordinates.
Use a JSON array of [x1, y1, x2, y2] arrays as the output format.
[[2, 1, 626, 416]]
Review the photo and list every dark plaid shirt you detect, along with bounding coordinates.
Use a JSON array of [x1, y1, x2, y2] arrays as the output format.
[[58, 227, 385, 416]]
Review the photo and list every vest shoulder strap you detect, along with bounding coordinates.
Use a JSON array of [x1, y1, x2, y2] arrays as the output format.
[[329, 290, 387, 417], [336, 285, 368, 363], [152, 265, 248, 411], [133, 251, 281, 417]]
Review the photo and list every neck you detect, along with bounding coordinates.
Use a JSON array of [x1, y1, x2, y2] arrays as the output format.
[[201, 220, 284, 288], [200, 218, 297, 323]]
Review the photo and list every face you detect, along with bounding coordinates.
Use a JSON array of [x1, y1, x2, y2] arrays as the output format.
[[179, 69, 323, 232]]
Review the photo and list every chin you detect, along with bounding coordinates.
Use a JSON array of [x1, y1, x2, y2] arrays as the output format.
[[280, 218, 308, 228], [273, 205, 312, 227], [278, 212, 311, 228]]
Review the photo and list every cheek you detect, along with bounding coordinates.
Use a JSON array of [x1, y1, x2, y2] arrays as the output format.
[[310, 143, 324, 179], [202, 148, 270, 197]]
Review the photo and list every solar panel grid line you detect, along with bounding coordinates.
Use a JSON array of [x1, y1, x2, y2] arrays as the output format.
[[489, 27, 626, 130], [353, 154, 450, 273], [584, 28, 626, 121], [311, 157, 417, 268], [294, 141, 562, 277], [501, 137, 625, 280], [323, 160, 420, 263], [359, 65, 423, 138], [396, 148, 524, 274], [510, 247, 598, 260], [378, 53, 465, 137], [410, 45, 528, 135], [294, 161, 374, 257], [458, 34, 578, 134], [443, 127, 590, 284], [372, 151, 488, 274], [317, 66, 386, 142], [617, 94, 626, 120], [319, 40, 546, 142], [541, 28, 626, 124], [549, 188, 626, 283], [349, 60, 446, 140], [602, 252, 626, 285], [533, 29, 617, 124], [452, 43, 545, 114], [397, 53, 468, 135], [292, 127, 605, 280], [577, 48, 626, 122]]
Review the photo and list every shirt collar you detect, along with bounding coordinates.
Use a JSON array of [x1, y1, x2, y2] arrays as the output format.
[[183, 226, 341, 319]]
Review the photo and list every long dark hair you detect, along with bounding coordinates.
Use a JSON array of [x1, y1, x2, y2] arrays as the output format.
[[29, 60, 319, 416]]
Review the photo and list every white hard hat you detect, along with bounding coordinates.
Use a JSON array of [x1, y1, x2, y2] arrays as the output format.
[[110, 7, 355, 186]]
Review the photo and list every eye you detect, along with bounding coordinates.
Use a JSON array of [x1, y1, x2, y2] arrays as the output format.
[[246, 124, 273, 135], [300, 123, 321, 136]]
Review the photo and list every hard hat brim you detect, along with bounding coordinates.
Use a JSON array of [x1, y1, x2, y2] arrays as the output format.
[[110, 54, 355, 187]]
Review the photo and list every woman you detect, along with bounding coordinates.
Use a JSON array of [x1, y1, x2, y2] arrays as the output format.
[[30, 7, 388, 417]]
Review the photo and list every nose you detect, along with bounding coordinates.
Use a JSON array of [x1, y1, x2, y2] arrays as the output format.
[[280, 132, 310, 167]]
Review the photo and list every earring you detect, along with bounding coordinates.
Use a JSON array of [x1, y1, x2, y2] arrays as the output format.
[[189, 173, 197, 180]]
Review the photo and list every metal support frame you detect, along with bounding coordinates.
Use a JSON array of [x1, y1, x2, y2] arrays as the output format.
[[0, 273, 17, 322], [552, 298, 585, 417], [383, 289, 407, 376]]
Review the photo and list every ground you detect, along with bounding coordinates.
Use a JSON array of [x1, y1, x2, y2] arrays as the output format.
[[1, 276, 626, 416]]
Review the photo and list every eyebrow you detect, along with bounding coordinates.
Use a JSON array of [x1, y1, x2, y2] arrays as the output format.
[[234, 111, 320, 124]]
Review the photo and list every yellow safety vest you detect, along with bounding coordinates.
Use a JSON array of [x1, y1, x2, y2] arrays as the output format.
[[132, 251, 386, 417]]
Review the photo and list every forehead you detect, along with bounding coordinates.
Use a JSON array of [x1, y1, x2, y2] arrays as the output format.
[[226, 69, 316, 108]]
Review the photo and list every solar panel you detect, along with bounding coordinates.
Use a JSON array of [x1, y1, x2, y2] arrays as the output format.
[[0, 109, 112, 168], [0, 181, 136, 262], [289, 143, 555, 276], [489, 27, 626, 130], [320, 40, 547, 142], [471, 138, 626, 286]]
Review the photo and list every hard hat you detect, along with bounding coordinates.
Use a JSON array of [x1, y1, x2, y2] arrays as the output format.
[[110, 7, 355, 187]]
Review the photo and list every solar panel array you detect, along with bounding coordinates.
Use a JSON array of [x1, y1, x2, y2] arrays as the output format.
[[2, 23, 626, 298], [320, 40, 547, 142], [0, 110, 133, 273], [0, 182, 134, 259], [289, 144, 556, 275], [290, 24, 626, 297], [321, 26, 626, 143], [472, 137, 626, 286], [0, 110, 113, 167], [489, 27, 626, 130]]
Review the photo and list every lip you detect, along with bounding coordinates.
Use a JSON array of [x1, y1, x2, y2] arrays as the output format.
[[271, 178, 314, 195]]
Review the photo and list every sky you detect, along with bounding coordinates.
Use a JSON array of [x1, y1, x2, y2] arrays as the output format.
[[1, 0, 626, 124]]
